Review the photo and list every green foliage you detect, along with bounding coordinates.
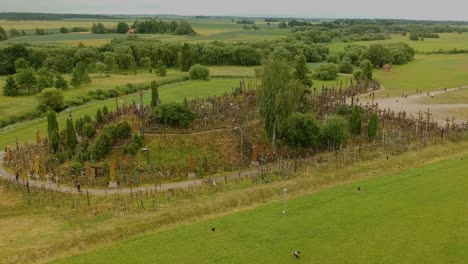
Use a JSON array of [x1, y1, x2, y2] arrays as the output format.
[[82, 123, 95, 138], [283, 113, 320, 148], [150, 81, 160, 108], [71, 62, 91, 87], [15, 69, 37, 94], [55, 75, 68, 89], [95, 108, 104, 124], [0, 26, 7, 40], [367, 113, 379, 140], [83, 114, 92, 123], [102, 105, 109, 115], [293, 53, 312, 86], [352, 69, 363, 80], [312, 63, 339, 80], [50, 129, 60, 153], [91, 23, 107, 34], [3, 76, 19, 96], [14, 58, 30, 71], [66, 115, 78, 151], [175, 21, 195, 35], [36, 88, 64, 112], [36, 68, 55, 91], [320, 115, 349, 149], [154, 103, 195, 128], [179, 43, 193, 72], [156, 60, 167, 76], [47, 110, 59, 152], [338, 57, 353, 74], [349, 107, 363, 135], [91, 122, 132, 160], [189, 64, 210, 80], [360, 59, 373, 81], [116, 22, 130, 33], [124, 134, 145, 156], [75, 118, 84, 136], [336, 104, 353, 116], [257, 56, 303, 144]]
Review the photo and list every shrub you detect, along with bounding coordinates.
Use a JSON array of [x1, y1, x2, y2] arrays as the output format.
[[189, 64, 209, 80], [282, 113, 320, 148], [367, 112, 378, 140], [320, 115, 349, 149], [338, 57, 353, 74], [37, 88, 65, 112], [312, 63, 338, 80], [91, 130, 113, 160], [124, 134, 145, 155], [82, 123, 95, 138], [154, 103, 195, 128], [349, 106, 363, 135]]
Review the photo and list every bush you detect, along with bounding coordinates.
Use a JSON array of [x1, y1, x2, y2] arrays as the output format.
[[189, 64, 210, 80], [367, 113, 378, 140], [338, 57, 353, 74], [37, 88, 65, 112], [154, 103, 195, 128], [349, 106, 363, 135], [312, 63, 338, 80], [282, 113, 320, 148], [91, 130, 112, 160], [124, 134, 145, 155], [82, 123, 95, 138], [320, 115, 349, 149]]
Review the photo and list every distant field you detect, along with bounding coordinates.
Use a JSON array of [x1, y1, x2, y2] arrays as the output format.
[[0, 18, 289, 46], [329, 33, 468, 53], [53, 152, 468, 264], [0, 77, 248, 147], [375, 54, 468, 96]]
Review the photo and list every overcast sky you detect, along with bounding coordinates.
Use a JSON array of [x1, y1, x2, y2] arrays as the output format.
[[1, 0, 467, 21]]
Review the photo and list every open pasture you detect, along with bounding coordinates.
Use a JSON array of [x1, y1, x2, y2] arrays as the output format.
[[52, 147, 468, 264], [328, 33, 468, 53]]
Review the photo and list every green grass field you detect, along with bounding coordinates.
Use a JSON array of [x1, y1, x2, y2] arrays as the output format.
[[375, 54, 468, 96], [328, 33, 468, 53], [0, 77, 247, 147], [419, 88, 468, 104], [0, 18, 288, 46], [52, 151, 468, 264]]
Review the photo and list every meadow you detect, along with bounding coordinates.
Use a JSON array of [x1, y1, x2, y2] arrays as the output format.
[[419, 88, 468, 104], [0, 18, 289, 46], [52, 142, 468, 264], [328, 33, 468, 53], [375, 53, 468, 97]]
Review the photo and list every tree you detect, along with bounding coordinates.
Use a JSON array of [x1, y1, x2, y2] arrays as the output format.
[[59, 26, 69, 33], [139, 57, 152, 72], [352, 69, 363, 80], [320, 115, 349, 150], [103, 52, 115, 71], [95, 108, 104, 124], [361, 59, 373, 81], [156, 59, 167, 76], [102, 105, 109, 115], [367, 113, 378, 140], [338, 57, 353, 74], [36, 68, 55, 91], [66, 115, 78, 151], [283, 113, 320, 148], [91, 23, 106, 34], [71, 62, 91, 87], [35, 27, 47, 35], [257, 56, 303, 150], [0, 26, 7, 40], [116, 22, 130, 33], [9, 28, 22, 38], [14, 58, 30, 71], [293, 53, 312, 87], [47, 110, 59, 152], [278, 21, 287, 28], [82, 123, 95, 138], [312, 63, 339, 80], [75, 118, 84, 136], [175, 21, 194, 35], [179, 43, 193, 72], [365, 44, 391, 68], [55, 75, 68, 89], [189, 64, 210, 80], [15, 69, 36, 94], [3, 76, 19, 96], [154, 103, 195, 128], [150, 81, 160, 107], [37, 88, 64, 112], [349, 106, 363, 135]]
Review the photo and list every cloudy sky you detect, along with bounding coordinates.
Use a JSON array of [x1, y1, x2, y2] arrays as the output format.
[[1, 0, 467, 20]]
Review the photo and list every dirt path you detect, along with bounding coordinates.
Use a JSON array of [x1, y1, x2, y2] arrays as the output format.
[[358, 86, 468, 123]]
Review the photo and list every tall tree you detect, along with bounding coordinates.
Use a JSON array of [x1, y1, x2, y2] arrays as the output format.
[[15, 69, 36, 94], [3, 76, 19, 96], [293, 53, 312, 87], [66, 114, 78, 151], [116, 22, 130, 33], [349, 106, 363, 135], [71, 62, 91, 87], [47, 110, 59, 153], [55, 75, 68, 89], [367, 112, 379, 140], [150, 81, 160, 107], [0, 26, 7, 40], [179, 43, 193, 72], [257, 56, 303, 151], [361, 59, 373, 81], [36, 68, 55, 91]]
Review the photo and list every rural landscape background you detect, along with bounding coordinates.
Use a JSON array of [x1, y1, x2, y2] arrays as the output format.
[[0, 2, 467, 263]]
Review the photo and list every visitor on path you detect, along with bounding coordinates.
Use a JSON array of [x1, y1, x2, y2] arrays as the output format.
[[292, 251, 301, 259], [15, 171, 19, 182], [76, 179, 81, 192]]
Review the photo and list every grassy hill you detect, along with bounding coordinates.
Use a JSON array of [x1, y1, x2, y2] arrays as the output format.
[[52, 149, 468, 264]]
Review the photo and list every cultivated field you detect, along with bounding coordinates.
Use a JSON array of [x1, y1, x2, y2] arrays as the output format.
[[52, 142, 468, 264]]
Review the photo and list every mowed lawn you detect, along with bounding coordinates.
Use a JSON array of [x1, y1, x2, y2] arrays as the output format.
[[419, 88, 468, 104], [0, 77, 246, 147], [375, 54, 468, 96], [53, 155, 468, 264]]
